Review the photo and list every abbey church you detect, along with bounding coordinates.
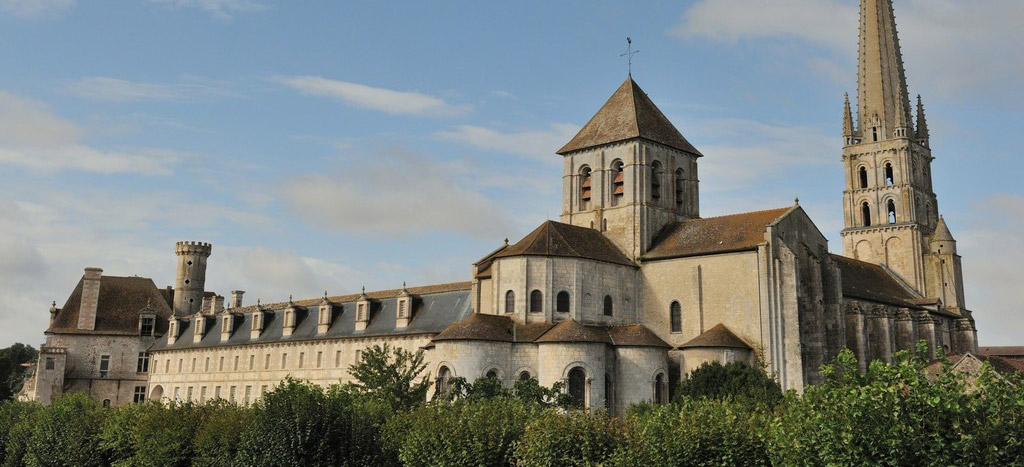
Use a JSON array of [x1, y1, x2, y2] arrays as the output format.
[[22, 0, 979, 412]]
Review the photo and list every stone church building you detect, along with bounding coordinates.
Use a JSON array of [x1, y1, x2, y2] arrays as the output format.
[[22, 0, 979, 412]]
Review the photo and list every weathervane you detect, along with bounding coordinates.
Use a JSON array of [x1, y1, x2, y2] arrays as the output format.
[[620, 37, 639, 76]]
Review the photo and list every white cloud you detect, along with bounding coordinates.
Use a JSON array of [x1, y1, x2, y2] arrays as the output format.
[[670, 0, 1024, 105], [62, 76, 235, 102], [147, 0, 267, 19], [282, 148, 512, 238], [435, 123, 579, 163], [0, 91, 183, 175], [0, 0, 74, 18], [274, 76, 470, 117]]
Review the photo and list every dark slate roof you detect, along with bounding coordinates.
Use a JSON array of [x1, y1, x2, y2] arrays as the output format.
[[980, 346, 1024, 357], [150, 287, 473, 351], [831, 254, 921, 308], [48, 275, 173, 336], [535, 319, 613, 344], [644, 207, 793, 260], [227, 281, 471, 315], [491, 221, 636, 267], [557, 77, 703, 156], [679, 324, 752, 349], [607, 325, 672, 348]]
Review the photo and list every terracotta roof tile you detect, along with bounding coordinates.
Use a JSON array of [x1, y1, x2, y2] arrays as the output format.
[[492, 221, 635, 267], [831, 254, 920, 308], [431, 315, 666, 348], [534, 319, 612, 344], [432, 313, 515, 342], [979, 346, 1024, 357], [558, 77, 702, 156], [607, 324, 671, 348], [679, 324, 752, 349], [644, 207, 792, 260], [49, 275, 173, 336]]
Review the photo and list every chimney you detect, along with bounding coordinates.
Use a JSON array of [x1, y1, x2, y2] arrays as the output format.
[[200, 295, 212, 315], [214, 295, 225, 313], [77, 268, 102, 330], [230, 290, 244, 309]]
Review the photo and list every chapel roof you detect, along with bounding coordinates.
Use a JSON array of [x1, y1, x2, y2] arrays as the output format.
[[924, 353, 1024, 380], [678, 323, 752, 349], [831, 254, 921, 308], [644, 207, 793, 260], [432, 314, 668, 348], [534, 319, 613, 344], [557, 77, 703, 156], [491, 220, 636, 267], [48, 275, 173, 336]]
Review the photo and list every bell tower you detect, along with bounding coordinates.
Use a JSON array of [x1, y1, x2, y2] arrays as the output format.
[[557, 77, 702, 260], [840, 0, 967, 320]]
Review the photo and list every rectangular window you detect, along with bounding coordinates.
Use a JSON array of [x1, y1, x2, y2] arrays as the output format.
[[219, 356, 224, 371], [200, 386, 207, 403], [186, 386, 194, 401], [234, 355, 239, 371], [174, 387, 180, 400], [165, 359, 169, 373], [355, 349, 362, 363], [229, 386, 236, 402], [133, 386, 146, 403], [204, 357, 210, 371], [299, 352, 304, 368], [249, 354, 254, 370], [261, 385, 268, 396], [137, 352, 150, 373], [99, 355, 110, 378], [215, 386, 221, 399], [316, 351, 322, 368], [264, 353, 270, 369], [191, 358, 196, 372], [178, 359, 182, 373], [140, 317, 155, 336], [335, 350, 341, 367], [281, 353, 288, 369], [244, 386, 252, 405], [45, 357, 55, 370]]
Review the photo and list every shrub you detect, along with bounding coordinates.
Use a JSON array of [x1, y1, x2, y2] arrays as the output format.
[[513, 409, 622, 467], [192, 400, 253, 467], [0, 401, 37, 467], [24, 393, 107, 467], [675, 361, 782, 406], [609, 399, 771, 466]]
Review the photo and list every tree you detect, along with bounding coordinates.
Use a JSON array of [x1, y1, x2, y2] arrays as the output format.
[[0, 344, 37, 401], [347, 344, 429, 411], [674, 361, 782, 406]]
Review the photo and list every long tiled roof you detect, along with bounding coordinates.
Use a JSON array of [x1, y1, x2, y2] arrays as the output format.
[[831, 254, 921, 308], [979, 346, 1024, 357], [491, 221, 636, 267], [644, 207, 793, 260], [433, 315, 668, 348], [557, 77, 702, 156], [48, 275, 173, 336], [150, 287, 473, 351]]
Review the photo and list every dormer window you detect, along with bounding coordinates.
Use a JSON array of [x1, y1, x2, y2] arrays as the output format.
[[357, 303, 366, 321], [140, 317, 154, 337]]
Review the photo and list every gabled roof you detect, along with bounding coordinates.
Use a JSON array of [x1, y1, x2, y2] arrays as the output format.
[[432, 315, 667, 348], [49, 275, 173, 336], [535, 319, 612, 344], [432, 313, 515, 342], [607, 324, 672, 348], [492, 221, 636, 267], [644, 207, 793, 260], [557, 77, 702, 156], [831, 254, 921, 308], [679, 324, 751, 349]]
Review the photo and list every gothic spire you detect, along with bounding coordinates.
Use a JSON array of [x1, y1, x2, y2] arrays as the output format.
[[915, 94, 929, 145], [856, 0, 913, 140], [842, 92, 854, 140]]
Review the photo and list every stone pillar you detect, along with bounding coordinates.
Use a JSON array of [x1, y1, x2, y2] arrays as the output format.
[[845, 305, 868, 372], [954, 319, 977, 354], [869, 307, 892, 364], [894, 309, 915, 352], [913, 311, 936, 359]]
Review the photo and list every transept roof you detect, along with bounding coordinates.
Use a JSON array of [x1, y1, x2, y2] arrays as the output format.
[[492, 220, 636, 267]]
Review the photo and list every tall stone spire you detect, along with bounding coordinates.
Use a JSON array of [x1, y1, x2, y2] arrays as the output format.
[[842, 92, 855, 143], [856, 0, 913, 141], [915, 94, 929, 146]]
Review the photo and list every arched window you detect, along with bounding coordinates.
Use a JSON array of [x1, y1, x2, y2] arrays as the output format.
[[529, 290, 543, 313], [603, 295, 613, 316], [887, 199, 897, 224], [518, 371, 532, 381], [610, 160, 624, 207], [859, 166, 869, 189], [505, 290, 515, 314], [102, 399, 111, 407], [568, 367, 586, 408], [884, 163, 894, 186], [654, 373, 665, 404], [650, 161, 663, 201], [436, 366, 451, 395], [675, 168, 685, 207], [670, 301, 682, 333], [604, 374, 613, 409], [485, 369, 498, 379], [579, 166, 592, 208], [862, 202, 871, 227], [556, 291, 570, 313]]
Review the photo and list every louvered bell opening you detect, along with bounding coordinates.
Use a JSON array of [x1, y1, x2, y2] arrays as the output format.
[[582, 188, 592, 201], [581, 177, 592, 188], [612, 185, 624, 195], [612, 172, 624, 184], [676, 190, 684, 205]]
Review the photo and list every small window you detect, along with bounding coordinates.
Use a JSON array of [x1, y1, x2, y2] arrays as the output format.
[[670, 302, 682, 333], [610, 160, 624, 206], [215, 386, 221, 399], [398, 300, 406, 317], [862, 202, 872, 227], [675, 169, 685, 206], [654, 373, 666, 404], [317, 351, 323, 368], [529, 290, 543, 313], [436, 366, 452, 395], [99, 355, 110, 378], [651, 161, 663, 200], [133, 386, 146, 404], [505, 290, 515, 314], [884, 163, 894, 186], [859, 166, 869, 189], [299, 352, 305, 368], [200, 386, 207, 403], [229, 386, 236, 402], [45, 357, 55, 370], [265, 354, 270, 369], [140, 317, 154, 336], [518, 371, 532, 381], [102, 399, 111, 407], [335, 351, 341, 367], [580, 166, 593, 206], [219, 356, 224, 371], [233, 355, 238, 371], [244, 386, 252, 405], [187, 386, 194, 401], [191, 357, 197, 372], [603, 295, 613, 316], [556, 291, 570, 313], [486, 369, 498, 379], [204, 357, 210, 372], [281, 353, 288, 368], [887, 199, 897, 224], [136, 352, 150, 373], [568, 367, 586, 409], [249, 354, 254, 370]]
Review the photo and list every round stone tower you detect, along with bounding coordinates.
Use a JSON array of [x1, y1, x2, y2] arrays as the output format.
[[173, 241, 212, 316]]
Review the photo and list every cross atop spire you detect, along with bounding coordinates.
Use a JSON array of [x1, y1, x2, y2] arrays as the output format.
[[620, 37, 639, 76], [855, 0, 914, 141]]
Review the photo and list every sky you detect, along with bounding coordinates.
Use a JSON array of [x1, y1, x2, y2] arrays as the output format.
[[0, 0, 1021, 348]]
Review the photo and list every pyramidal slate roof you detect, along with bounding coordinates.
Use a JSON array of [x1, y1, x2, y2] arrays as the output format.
[[491, 221, 636, 267], [49, 275, 173, 336], [644, 207, 794, 260], [557, 77, 703, 156], [679, 324, 751, 350]]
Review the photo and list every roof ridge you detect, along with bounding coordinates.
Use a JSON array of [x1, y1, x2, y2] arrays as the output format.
[[688, 206, 792, 222], [627, 78, 641, 136]]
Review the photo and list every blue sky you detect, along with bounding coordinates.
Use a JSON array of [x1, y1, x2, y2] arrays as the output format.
[[1, 0, 1021, 347]]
